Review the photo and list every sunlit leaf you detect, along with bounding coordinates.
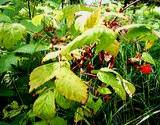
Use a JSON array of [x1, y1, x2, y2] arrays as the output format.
[[145, 41, 154, 50], [32, 14, 44, 26], [29, 62, 69, 92], [21, 20, 43, 33], [61, 26, 116, 59], [97, 87, 112, 95], [55, 67, 88, 104], [105, 40, 120, 57], [142, 52, 155, 66], [123, 79, 135, 97], [74, 11, 91, 32], [84, 7, 101, 30], [63, 5, 94, 27], [97, 71, 126, 100], [117, 24, 158, 42], [0, 23, 26, 49], [33, 90, 56, 120], [42, 51, 59, 62]]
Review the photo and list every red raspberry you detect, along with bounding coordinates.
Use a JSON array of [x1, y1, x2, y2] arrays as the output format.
[[139, 64, 152, 74]]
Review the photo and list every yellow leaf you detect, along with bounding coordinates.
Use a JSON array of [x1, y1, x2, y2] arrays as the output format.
[[145, 41, 154, 50], [106, 40, 120, 57], [32, 14, 44, 26], [84, 7, 101, 30], [55, 67, 88, 104]]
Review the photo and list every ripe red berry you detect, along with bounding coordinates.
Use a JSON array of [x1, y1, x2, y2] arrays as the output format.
[[139, 64, 152, 74]]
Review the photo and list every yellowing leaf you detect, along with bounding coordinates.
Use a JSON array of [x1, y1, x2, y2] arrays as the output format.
[[106, 40, 120, 57], [55, 67, 88, 104], [32, 14, 44, 26], [63, 5, 94, 27], [117, 24, 158, 42], [33, 90, 56, 120], [145, 41, 154, 50], [84, 7, 101, 30], [0, 23, 26, 49], [74, 11, 91, 32], [29, 62, 69, 92], [61, 26, 116, 59]]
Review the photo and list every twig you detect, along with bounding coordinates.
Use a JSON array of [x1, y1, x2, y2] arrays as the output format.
[[110, 0, 141, 25], [82, 72, 97, 77], [122, 0, 141, 12]]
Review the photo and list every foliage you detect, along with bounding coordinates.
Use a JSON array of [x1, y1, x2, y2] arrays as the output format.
[[0, 0, 160, 125]]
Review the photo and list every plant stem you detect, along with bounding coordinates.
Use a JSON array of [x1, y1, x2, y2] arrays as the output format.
[[27, 0, 31, 19], [99, 0, 102, 7]]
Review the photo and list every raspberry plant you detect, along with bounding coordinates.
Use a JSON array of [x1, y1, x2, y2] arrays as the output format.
[[0, 0, 160, 125]]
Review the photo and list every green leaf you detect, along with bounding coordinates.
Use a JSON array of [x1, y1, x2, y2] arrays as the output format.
[[94, 98, 103, 113], [0, 88, 15, 96], [104, 12, 126, 20], [55, 91, 73, 109], [49, 116, 67, 125], [123, 79, 135, 97], [3, 101, 27, 119], [33, 90, 56, 120], [97, 70, 126, 100], [29, 62, 69, 92], [142, 52, 155, 66], [97, 87, 112, 95], [0, 23, 26, 49], [0, 13, 11, 22], [74, 107, 84, 123], [21, 20, 43, 33], [55, 67, 88, 104], [86, 94, 102, 113], [61, 26, 116, 59], [0, 53, 20, 73], [14, 43, 49, 55], [0, 121, 9, 125], [34, 121, 48, 125], [117, 24, 158, 42], [0, 0, 10, 5]]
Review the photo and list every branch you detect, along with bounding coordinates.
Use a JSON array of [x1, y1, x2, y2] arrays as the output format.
[[122, 0, 141, 11]]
